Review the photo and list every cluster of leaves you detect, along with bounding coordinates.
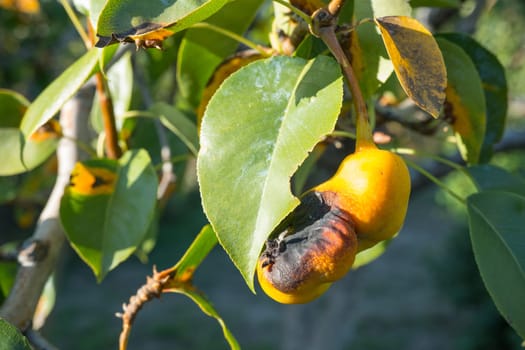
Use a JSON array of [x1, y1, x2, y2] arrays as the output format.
[[0, 0, 524, 348]]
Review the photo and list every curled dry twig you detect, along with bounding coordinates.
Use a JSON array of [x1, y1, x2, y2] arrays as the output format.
[[116, 266, 191, 350]]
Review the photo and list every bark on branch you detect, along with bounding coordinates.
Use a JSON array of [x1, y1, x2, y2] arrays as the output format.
[[0, 86, 94, 329]]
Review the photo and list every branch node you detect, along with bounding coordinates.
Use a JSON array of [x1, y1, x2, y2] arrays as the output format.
[[17, 239, 49, 267]]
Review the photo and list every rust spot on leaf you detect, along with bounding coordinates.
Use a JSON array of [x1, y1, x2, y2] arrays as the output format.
[[29, 119, 62, 142], [95, 23, 173, 50], [67, 162, 117, 196]]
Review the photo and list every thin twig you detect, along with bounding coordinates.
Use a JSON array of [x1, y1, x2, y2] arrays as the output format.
[[311, 9, 373, 150], [95, 72, 122, 159]]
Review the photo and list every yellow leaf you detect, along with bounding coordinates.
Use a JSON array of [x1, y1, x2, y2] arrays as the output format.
[[376, 16, 446, 118], [67, 162, 117, 196]]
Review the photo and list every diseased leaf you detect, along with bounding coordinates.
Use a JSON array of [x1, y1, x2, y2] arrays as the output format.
[[20, 46, 116, 137], [437, 33, 508, 163], [60, 149, 157, 281], [96, 0, 230, 48], [176, 0, 263, 110], [152, 102, 199, 156], [0, 318, 32, 350], [376, 16, 446, 118], [0, 90, 60, 176], [468, 190, 525, 339], [437, 37, 486, 164], [198, 55, 343, 290]]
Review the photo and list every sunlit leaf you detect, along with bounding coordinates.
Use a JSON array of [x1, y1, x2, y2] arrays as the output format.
[[152, 102, 199, 156], [0, 90, 60, 176], [60, 149, 157, 281], [371, 0, 412, 17], [437, 37, 486, 164], [176, 0, 263, 110], [468, 190, 525, 339], [20, 46, 116, 138], [437, 33, 508, 163], [0, 318, 32, 350], [96, 0, 230, 48], [376, 16, 446, 118], [198, 55, 343, 290]]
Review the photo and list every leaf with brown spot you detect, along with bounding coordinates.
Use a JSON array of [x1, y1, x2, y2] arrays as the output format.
[[437, 33, 507, 163], [60, 149, 158, 281], [67, 162, 117, 196], [437, 37, 486, 164], [376, 16, 447, 118], [0, 89, 59, 175], [28, 119, 62, 142], [95, 0, 230, 48]]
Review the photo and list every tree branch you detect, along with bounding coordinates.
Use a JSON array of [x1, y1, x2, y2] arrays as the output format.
[[0, 85, 94, 329], [95, 72, 122, 159]]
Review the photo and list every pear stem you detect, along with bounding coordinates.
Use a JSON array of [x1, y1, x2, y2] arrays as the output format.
[[311, 9, 375, 150]]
